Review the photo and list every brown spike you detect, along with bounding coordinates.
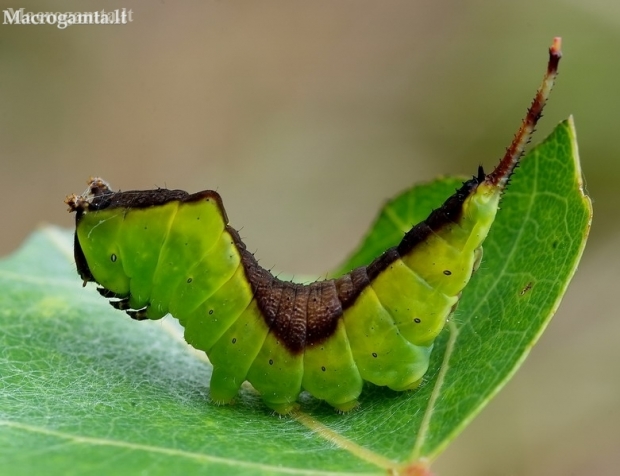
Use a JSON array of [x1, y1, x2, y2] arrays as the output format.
[[486, 37, 562, 189]]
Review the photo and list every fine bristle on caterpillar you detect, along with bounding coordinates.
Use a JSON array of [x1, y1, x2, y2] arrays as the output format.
[[65, 38, 562, 414]]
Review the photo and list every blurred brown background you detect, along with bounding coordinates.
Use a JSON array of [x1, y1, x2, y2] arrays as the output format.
[[1, 1, 618, 474]]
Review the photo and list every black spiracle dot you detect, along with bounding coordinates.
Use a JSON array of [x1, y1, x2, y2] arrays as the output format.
[[110, 254, 117, 262], [231, 337, 237, 344], [269, 359, 274, 366], [414, 318, 421, 324], [372, 352, 378, 358], [187, 278, 193, 283], [208, 309, 214, 315], [443, 270, 452, 276], [321, 366, 326, 372]]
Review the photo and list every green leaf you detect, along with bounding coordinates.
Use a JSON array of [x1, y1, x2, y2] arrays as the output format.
[[0, 118, 591, 474]]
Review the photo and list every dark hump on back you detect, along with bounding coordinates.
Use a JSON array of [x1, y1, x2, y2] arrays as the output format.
[[231, 172, 482, 354]]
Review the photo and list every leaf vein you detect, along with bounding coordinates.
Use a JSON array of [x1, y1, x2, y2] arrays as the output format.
[[0, 419, 373, 475]]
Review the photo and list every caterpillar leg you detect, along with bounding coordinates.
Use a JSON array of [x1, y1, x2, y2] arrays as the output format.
[[110, 302, 148, 321], [301, 322, 364, 412], [262, 400, 300, 415], [101, 289, 150, 321], [332, 399, 359, 413], [109, 298, 131, 311], [261, 396, 356, 415], [210, 371, 301, 415], [97, 287, 122, 298], [126, 309, 149, 321], [390, 377, 424, 392], [209, 367, 242, 405], [246, 331, 304, 415]]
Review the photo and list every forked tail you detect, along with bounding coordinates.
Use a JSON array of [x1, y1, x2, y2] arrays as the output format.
[[485, 37, 562, 190]]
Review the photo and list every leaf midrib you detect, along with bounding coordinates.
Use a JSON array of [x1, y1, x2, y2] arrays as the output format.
[[0, 420, 372, 476]]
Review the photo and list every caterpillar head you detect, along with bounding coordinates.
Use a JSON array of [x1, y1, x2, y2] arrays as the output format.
[[65, 177, 117, 287]]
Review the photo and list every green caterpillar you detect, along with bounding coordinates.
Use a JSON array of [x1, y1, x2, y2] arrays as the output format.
[[66, 39, 562, 414]]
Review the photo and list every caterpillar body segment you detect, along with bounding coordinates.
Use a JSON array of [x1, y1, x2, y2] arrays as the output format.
[[65, 39, 562, 414]]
